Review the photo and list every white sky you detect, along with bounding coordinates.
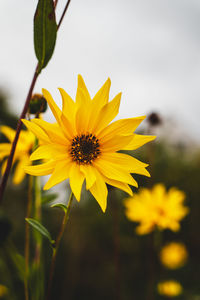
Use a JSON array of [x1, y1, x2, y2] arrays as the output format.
[[1, 0, 200, 142]]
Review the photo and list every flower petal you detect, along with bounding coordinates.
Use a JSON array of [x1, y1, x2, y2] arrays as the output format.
[[43, 160, 72, 190], [94, 159, 138, 187], [103, 175, 133, 196], [24, 161, 56, 176], [1, 126, 15, 142], [22, 119, 49, 143], [92, 93, 121, 134], [123, 134, 156, 150], [69, 163, 85, 201], [42, 89, 62, 123], [80, 164, 96, 190], [98, 116, 146, 141], [89, 168, 108, 212], [31, 119, 68, 145], [58, 87, 76, 121], [30, 144, 68, 161], [76, 75, 91, 105], [13, 158, 29, 184], [101, 135, 133, 152], [100, 152, 150, 176]]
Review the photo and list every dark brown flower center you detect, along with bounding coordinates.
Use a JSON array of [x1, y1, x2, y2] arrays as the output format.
[[70, 134, 100, 165]]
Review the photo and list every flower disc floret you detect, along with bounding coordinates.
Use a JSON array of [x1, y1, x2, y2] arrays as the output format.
[[70, 134, 100, 165]]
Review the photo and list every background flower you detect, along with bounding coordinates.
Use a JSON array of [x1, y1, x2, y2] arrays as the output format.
[[160, 242, 188, 269], [124, 184, 189, 234], [0, 126, 35, 184], [157, 280, 183, 297]]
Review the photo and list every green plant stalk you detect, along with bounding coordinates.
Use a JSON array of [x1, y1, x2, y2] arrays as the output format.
[[24, 175, 33, 300], [46, 192, 74, 300], [32, 174, 44, 300]]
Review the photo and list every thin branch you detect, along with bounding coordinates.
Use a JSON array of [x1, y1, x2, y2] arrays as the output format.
[[57, 0, 71, 30], [0, 65, 39, 204], [0, 0, 72, 204]]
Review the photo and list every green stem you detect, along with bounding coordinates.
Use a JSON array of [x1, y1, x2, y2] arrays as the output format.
[[46, 192, 74, 300], [24, 175, 33, 300]]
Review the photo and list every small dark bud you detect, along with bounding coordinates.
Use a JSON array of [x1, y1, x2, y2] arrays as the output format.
[[147, 112, 162, 126], [29, 93, 47, 115]]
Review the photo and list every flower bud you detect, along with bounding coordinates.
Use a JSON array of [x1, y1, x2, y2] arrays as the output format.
[[29, 93, 47, 114]]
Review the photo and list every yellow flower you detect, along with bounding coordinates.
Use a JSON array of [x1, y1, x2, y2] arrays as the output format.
[[157, 280, 183, 297], [124, 184, 189, 234], [0, 284, 8, 297], [22, 75, 155, 212], [160, 242, 188, 269], [0, 126, 35, 184]]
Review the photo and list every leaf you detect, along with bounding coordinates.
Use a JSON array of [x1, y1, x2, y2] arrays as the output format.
[[42, 193, 58, 204], [25, 218, 54, 245], [34, 0, 57, 72], [51, 203, 67, 213]]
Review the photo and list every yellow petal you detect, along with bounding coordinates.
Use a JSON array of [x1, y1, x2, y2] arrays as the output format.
[[0, 144, 11, 159], [103, 175, 133, 196], [100, 152, 150, 177], [69, 163, 84, 201], [24, 161, 56, 176], [123, 134, 156, 150], [1, 126, 15, 142], [30, 144, 68, 161], [87, 78, 111, 131], [76, 75, 91, 105], [92, 78, 111, 107], [98, 116, 146, 141], [31, 119, 69, 145], [22, 119, 49, 143], [92, 93, 121, 134], [80, 164, 96, 190], [58, 87, 76, 122], [101, 135, 133, 152], [13, 158, 29, 184], [42, 89, 62, 123], [43, 160, 72, 190], [89, 168, 108, 212], [94, 159, 138, 187], [75, 88, 92, 134]]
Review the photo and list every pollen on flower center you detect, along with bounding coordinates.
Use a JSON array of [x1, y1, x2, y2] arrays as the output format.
[[70, 133, 101, 165]]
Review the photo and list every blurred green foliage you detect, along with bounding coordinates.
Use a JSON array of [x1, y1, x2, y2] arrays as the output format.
[[0, 89, 200, 299]]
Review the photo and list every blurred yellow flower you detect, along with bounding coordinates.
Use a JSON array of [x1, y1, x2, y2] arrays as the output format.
[[124, 184, 189, 234], [160, 242, 188, 269], [0, 126, 35, 184], [22, 75, 155, 212], [157, 280, 183, 297], [0, 284, 8, 297]]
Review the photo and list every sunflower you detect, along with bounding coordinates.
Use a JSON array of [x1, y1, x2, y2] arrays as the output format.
[[160, 242, 188, 269], [124, 184, 189, 234], [22, 75, 155, 212], [0, 126, 35, 184]]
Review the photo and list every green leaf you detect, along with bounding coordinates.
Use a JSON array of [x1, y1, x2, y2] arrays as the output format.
[[51, 203, 67, 213], [25, 218, 54, 245], [34, 0, 57, 72], [42, 193, 58, 204]]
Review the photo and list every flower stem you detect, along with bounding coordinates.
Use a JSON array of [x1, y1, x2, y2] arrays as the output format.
[[0, 0, 72, 205], [24, 175, 33, 300], [0, 65, 39, 204], [46, 192, 74, 300]]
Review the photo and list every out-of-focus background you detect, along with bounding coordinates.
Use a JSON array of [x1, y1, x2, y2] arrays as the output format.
[[1, 1, 200, 299]]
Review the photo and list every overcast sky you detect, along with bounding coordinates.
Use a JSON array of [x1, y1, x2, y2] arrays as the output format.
[[1, 0, 200, 143]]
